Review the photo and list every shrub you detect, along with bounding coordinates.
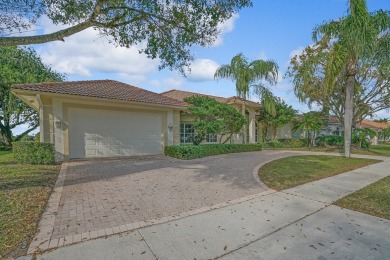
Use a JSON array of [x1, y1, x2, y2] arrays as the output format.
[[35, 132, 40, 142], [165, 143, 262, 159], [13, 142, 55, 165], [316, 135, 344, 147], [262, 141, 284, 148], [278, 138, 309, 148]]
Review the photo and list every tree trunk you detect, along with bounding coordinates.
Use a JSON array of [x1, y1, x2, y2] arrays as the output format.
[[222, 133, 234, 144], [307, 130, 311, 147], [242, 102, 246, 144], [0, 128, 13, 146], [344, 63, 356, 158], [272, 126, 277, 141]]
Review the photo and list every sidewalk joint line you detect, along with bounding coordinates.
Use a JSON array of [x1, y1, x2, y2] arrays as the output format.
[[214, 205, 331, 259], [137, 229, 158, 259]]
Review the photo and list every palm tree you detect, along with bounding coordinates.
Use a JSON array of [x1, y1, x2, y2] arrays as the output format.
[[312, 0, 389, 157], [214, 53, 278, 143], [381, 128, 390, 142], [293, 112, 324, 147]]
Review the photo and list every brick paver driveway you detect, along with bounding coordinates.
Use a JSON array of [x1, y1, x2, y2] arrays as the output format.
[[51, 151, 298, 239]]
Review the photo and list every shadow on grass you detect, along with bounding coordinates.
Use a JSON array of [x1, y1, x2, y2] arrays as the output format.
[[0, 165, 59, 191]]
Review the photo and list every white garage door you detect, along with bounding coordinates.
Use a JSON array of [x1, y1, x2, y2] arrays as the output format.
[[68, 108, 163, 159]]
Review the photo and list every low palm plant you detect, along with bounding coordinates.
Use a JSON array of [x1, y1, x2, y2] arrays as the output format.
[[293, 112, 324, 147], [352, 128, 376, 149]]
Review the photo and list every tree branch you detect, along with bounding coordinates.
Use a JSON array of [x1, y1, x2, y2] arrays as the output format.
[[0, 20, 95, 46], [13, 124, 38, 142]]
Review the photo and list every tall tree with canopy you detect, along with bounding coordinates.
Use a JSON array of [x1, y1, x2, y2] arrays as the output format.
[[0, 46, 64, 146], [0, 0, 252, 73], [287, 40, 390, 128], [183, 96, 247, 144], [290, 0, 389, 157], [214, 53, 278, 143]]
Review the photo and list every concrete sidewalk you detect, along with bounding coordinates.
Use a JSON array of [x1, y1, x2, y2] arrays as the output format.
[[36, 155, 390, 260]]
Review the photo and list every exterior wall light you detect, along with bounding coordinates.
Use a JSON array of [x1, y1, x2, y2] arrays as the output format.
[[55, 120, 62, 129]]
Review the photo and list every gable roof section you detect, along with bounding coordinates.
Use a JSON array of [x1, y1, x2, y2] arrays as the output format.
[[160, 89, 227, 103], [12, 80, 187, 108], [160, 89, 261, 107]]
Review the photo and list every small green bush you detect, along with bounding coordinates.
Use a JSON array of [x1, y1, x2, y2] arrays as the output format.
[[35, 132, 40, 142], [316, 135, 344, 147], [278, 138, 310, 148], [165, 143, 262, 159], [262, 141, 284, 148], [12, 142, 55, 165]]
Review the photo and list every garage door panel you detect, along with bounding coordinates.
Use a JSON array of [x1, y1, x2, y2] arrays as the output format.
[[68, 108, 163, 158]]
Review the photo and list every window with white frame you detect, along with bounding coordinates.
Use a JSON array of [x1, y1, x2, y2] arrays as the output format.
[[255, 123, 258, 142], [180, 124, 194, 144], [207, 133, 218, 143]]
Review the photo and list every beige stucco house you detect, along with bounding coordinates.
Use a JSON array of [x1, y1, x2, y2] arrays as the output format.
[[12, 80, 268, 161]]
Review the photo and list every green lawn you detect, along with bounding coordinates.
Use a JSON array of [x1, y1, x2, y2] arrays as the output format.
[[259, 155, 380, 190], [0, 151, 15, 164], [0, 152, 60, 259], [264, 145, 390, 157], [335, 176, 390, 220]]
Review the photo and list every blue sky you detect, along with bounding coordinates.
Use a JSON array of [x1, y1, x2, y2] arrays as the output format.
[[16, 0, 389, 135]]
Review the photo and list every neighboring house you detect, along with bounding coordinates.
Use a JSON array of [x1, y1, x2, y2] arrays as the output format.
[[357, 119, 390, 145], [319, 116, 344, 136], [11, 80, 266, 161]]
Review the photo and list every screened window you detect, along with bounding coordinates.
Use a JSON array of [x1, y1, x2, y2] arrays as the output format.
[[207, 134, 218, 143], [180, 124, 194, 144]]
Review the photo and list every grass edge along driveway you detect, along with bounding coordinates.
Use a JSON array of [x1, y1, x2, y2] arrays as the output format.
[[335, 176, 390, 220], [0, 151, 60, 259], [258, 155, 380, 191], [258, 155, 388, 219], [264, 144, 390, 157]]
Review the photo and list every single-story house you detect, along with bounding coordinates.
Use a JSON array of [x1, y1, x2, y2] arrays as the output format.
[[357, 119, 390, 145], [12, 80, 279, 161]]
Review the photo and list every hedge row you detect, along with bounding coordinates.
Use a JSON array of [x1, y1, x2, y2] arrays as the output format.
[[13, 141, 55, 165], [262, 139, 310, 148], [315, 135, 344, 147], [165, 143, 262, 159]]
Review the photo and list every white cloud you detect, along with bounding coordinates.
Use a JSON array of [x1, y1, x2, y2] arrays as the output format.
[[212, 14, 239, 47], [163, 77, 183, 88], [149, 80, 161, 87], [187, 59, 219, 82], [373, 110, 390, 119], [258, 51, 268, 60], [289, 46, 305, 60], [117, 73, 146, 85], [34, 17, 159, 81]]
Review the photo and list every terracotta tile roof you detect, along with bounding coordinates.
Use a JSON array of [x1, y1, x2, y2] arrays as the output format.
[[358, 119, 390, 130], [160, 89, 261, 107], [12, 80, 187, 107], [224, 96, 261, 107], [160, 89, 228, 103], [327, 115, 341, 124]]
